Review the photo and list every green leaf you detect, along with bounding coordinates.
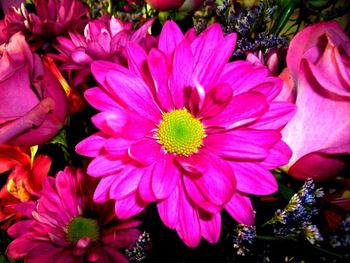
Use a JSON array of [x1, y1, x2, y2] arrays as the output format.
[[278, 183, 296, 200]]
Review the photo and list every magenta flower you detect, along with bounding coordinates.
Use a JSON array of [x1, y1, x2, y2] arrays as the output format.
[[53, 16, 155, 85], [0, 0, 25, 14], [6, 167, 141, 262], [2, 0, 88, 48], [76, 21, 295, 247], [280, 21, 350, 181], [0, 32, 67, 146]]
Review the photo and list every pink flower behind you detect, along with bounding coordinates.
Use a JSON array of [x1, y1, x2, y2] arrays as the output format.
[[280, 21, 350, 181], [6, 167, 141, 263], [0, 0, 25, 14], [76, 21, 296, 247], [0, 32, 67, 146], [2, 0, 88, 48], [53, 16, 155, 85]]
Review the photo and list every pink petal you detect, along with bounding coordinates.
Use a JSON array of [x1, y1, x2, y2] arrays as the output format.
[[151, 155, 181, 199], [87, 155, 125, 177], [204, 91, 268, 129], [55, 169, 79, 216], [199, 211, 221, 244], [114, 193, 148, 220], [84, 87, 121, 112], [191, 23, 224, 84], [75, 132, 108, 157], [104, 73, 161, 123], [93, 175, 115, 203], [168, 39, 194, 109], [228, 129, 281, 148], [91, 61, 161, 122], [187, 81, 206, 116], [250, 102, 296, 130], [126, 42, 148, 79], [231, 162, 278, 195], [71, 49, 93, 65], [183, 175, 221, 214], [219, 61, 269, 94], [261, 140, 292, 169], [158, 20, 184, 56], [176, 185, 201, 247], [94, 108, 154, 140], [282, 59, 350, 165], [204, 133, 268, 160], [137, 165, 157, 202], [6, 237, 40, 259], [275, 68, 296, 102], [251, 77, 283, 101], [11, 201, 36, 218], [103, 229, 141, 248], [110, 167, 143, 200], [147, 48, 173, 111], [157, 184, 180, 229], [26, 244, 68, 263], [289, 150, 348, 181], [7, 220, 33, 238], [0, 98, 56, 145], [193, 32, 237, 89], [129, 139, 162, 166], [224, 192, 254, 225], [286, 21, 348, 81], [191, 154, 235, 206], [104, 137, 132, 157], [198, 83, 232, 118]]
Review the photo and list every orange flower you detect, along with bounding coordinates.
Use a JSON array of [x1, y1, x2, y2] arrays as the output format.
[[0, 145, 51, 229]]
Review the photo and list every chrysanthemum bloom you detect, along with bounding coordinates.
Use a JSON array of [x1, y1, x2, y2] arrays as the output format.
[[0, 0, 25, 14], [0, 145, 51, 229], [52, 16, 155, 85], [76, 21, 296, 247], [6, 167, 141, 262], [2, 0, 88, 49]]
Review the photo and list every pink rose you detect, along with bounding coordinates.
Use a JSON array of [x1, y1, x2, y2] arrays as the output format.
[[146, 0, 204, 11], [0, 33, 67, 146], [146, 0, 185, 10], [280, 21, 350, 181]]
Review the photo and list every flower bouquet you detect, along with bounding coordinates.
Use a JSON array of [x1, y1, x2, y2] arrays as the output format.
[[0, 0, 349, 262]]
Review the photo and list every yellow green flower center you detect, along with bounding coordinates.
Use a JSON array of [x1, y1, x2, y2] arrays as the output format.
[[67, 216, 99, 243], [157, 108, 204, 157]]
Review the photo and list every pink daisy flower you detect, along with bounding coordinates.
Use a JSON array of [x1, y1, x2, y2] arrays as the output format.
[[6, 167, 141, 262], [2, 0, 88, 49], [76, 21, 296, 247], [52, 16, 155, 85]]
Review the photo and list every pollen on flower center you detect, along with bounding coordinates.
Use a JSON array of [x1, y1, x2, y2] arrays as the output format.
[[67, 216, 99, 243], [157, 108, 204, 157]]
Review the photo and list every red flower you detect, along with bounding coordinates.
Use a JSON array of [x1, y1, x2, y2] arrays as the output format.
[[0, 145, 51, 229]]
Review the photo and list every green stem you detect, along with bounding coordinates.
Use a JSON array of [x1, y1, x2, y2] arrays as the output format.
[[256, 235, 298, 242], [311, 246, 345, 259], [272, 0, 301, 36], [256, 235, 346, 259]]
